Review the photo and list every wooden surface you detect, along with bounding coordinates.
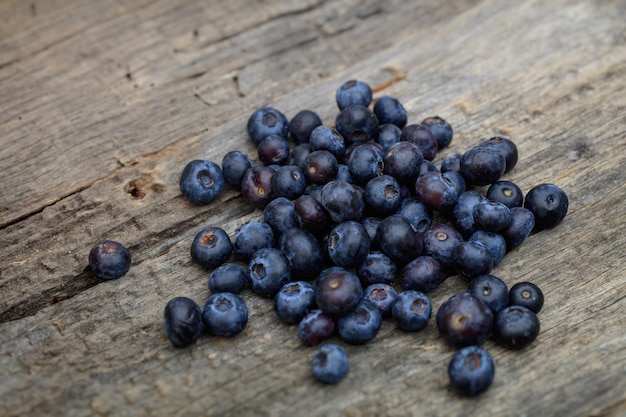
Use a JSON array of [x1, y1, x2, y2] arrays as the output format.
[[1, 0, 625, 416]]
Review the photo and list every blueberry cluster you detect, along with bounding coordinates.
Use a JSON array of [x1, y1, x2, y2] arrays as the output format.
[[168, 79, 568, 389]]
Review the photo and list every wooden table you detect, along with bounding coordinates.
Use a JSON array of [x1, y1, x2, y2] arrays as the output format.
[[1, 0, 625, 416]]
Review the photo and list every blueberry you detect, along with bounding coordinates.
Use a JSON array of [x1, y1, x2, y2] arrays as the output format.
[[468, 230, 506, 266], [279, 228, 323, 280], [400, 256, 444, 293], [441, 171, 466, 196], [440, 153, 462, 173], [190, 227, 232, 269], [336, 105, 379, 145], [163, 297, 203, 347], [208, 263, 247, 294], [298, 309, 336, 346], [376, 214, 423, 265], [347, 142, 385, 185], [311, 344, 349, 384], [294, 195, 328, 233], [272, 165, 307, 200], [240, 165, 275, 208], [415, 171, 459, 212], [452, 191, 488, 238], [309, 125, 346, 160], [202, 292, 248, 337], [321, 180, 366, 223], [436, 292, 494, 347], [337, 300, 382, 344], [524, 183, 569, 229], [363, 283, 397, 317], [88, 240, 131, 280], [373, 96, 407, 128], [377, 123, 403, 151], [392, 290, 432, 332], [448, 346, 495, 396], [419, 160, 440, 176], [336, 79, 373, 110], [486, 180, 523, 208], [222, 150, 253, 190], [460, 147, 506, 186], [289, 109, 322, 144], [290, 143, 312, 171], [397, 197, 432, 234], [327, 221, 370, 269], [257, 135, 290, 166], [421, 116, 453, 150], [383, 141, 423, 185], [467, 274, 509, 314], [509, 282, 544, 314], [179, 160, 225, 205], [263, 197, 302, 237], [364, 175, 402, 216], [473, 200, 512, 232], [233, 221, 274, 262], [502, 207, 535, 250], [422, 223, 464, 270], [451, 241, 494, 278], [478, 136, 518, 173], [315, 267, 363, 317], [247, 248, 291, 298], [274, 281, 316, 324], [401, 124, 438, 161], [247, 106, 289, 145], [494, 305, 540, 349], [357, 251, 396, 286], [304, 150, 339, 185]]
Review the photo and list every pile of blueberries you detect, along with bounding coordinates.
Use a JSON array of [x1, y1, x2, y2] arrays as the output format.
[[160, 79, 569, 394]]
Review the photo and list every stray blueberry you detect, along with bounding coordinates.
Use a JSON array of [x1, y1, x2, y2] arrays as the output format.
[[524, 183, 569, 229], [88, 240, 131, 280], [202, 292, 248, 337], [208, 263, 247, 294], [222, 150, 253, 190], [486, 180, 524, 209], [190, 227, 232, 269], [494, 305, 540, 349], [460, 147, 506, 186], [392, 290, 432, 332], [509, 282, 544, 314], [163, 297, 203, 347], [336, 80, 372, 110], [311, 344, 349, 384], [179, 160, 225, 205], [448, 346, 495, 396]]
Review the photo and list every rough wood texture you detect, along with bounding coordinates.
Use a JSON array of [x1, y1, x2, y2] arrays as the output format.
[[1, 0, 625, 416]]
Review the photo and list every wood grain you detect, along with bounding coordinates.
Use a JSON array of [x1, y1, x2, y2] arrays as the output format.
[[1, 0, 625, 416]]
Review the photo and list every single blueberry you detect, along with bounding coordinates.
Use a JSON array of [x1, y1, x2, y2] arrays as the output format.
[[163, 297, 203, 347], [263, 197, 302, 237], [397, 197, 432, 235], [376, 214, 423, 265], [422, 223, 464, 270], [460, 147, 506, 186], [440, 153, 462, 173], [279, 228, 323, 280], [377, 123, 402, 152], [421, 116, 453, 149], [336, 105, 379, 145], [233, 221, 274, 262], [294, 195, 328, 233], [452, 191, 488, 238], [309, 125, 346, 160], [468, 230, 506, 266], [257, 135, 290, 166], [222, 150, 253, 190], [436, 292, 494, 347], [315, 267, 364, 317], [327, 220, 371, 269], [272, 164, 307, 200], [357, 251, 396, 286], [401, 124, 438, 161], [240, 165, 275, 208], [451, 241, 494, 278], [347, 142, 385, 185], [202, 292, 248, 337], [179, 160, 225, 205], [448, 346, 495, 396], [400, 256, 444, 293], [473, 200, 512, 232], [289, 109, 322, 144], [274, 281, 316, 325], [304, 150, 339, 185], [208, 263, 247, 294], [524, 183, 569, 229], [415, 171, 459, 212], [486, 181, 524, 209], [247, 248, 291, 298], [363, 283, 397, 317], [337, 300, 383, 345], [478, 136, 518, 173], [467, 274, 509, 314], [88, 240, 131, 280], [336, 79, 373, 110], [190, 227, 232, 269], [321, 180, 366, 223], [311, 344, 349, 384], [298, 309, 336, 346], [509, 282, 544, 314], [247, 107, 289, 145], [373, 96, 407, 128], [392, 290, 432, 332], [383, 141, 423, 185], [494, 305, 540, 349], [364, 174, 403, 216], [502, 207, 535, 251]]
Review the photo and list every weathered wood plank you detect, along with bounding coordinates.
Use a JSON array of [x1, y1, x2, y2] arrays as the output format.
[[1, 0, 625, 416]]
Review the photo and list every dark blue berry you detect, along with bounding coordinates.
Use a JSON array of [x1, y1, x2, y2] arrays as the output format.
[[327, 221, 370, 269], [202, 292, 248, 337], [376, 214, 423, 265], [263, 197, 301, 236], [247, 248, 291, 298], [468, 230, 506, 266], [467, 274, 509, 314], [240, 165, 275, 208], [436, 292, 494, 347], [441, 153, 462, 173], [208, 263, 247, 294], [509, 282, 544, 314], [422, 223, 464, 270], [272, 165, 307, 200], [347, 142, 385, 185], [502, 207, 535, 250], [363, 283, 397, 317], [442, 171, 466, 196], [179, 160, 225, 205], [452, 191, 488, 238], [448, 346, 495, 396], [311, 344, 349, 384], [524, 183, 569, 229], [222, 150, 253, 190], [421, 116, 453, 149], [336, 80, 372, 110], [290, 143, 312, 171], [400, 256, 444, 293], [360, 217, 381, 246], [321, 180, 365, 223], [415, 171, 459, 212], [494, 305, 540, 349], [364, 175, 402, 216], [315, 267, 363, 317], [397, 197, 432, 234], [309, 125, 346, 160], [233, 221, 274, 262], [383, 141, 423, 185], [294, 195, 328, 233], [460, 147, 506, 186], [279, 228, 323, 280], [392, 290, 432, 331], [257, 135, 290, 166], [478, 136, 518, 173], [357, 251, 396, 286], [190, 227, 232, 269], [452, 241, 494, 278], [88, 240, 131, 280], [377, 123, 402, 151], [247, 107, 289, 145], [304, 150, 339, 185], [336, 105, 379, 145], [473, 200, 511, 232], [401, 124, 438, 161], [298, 309, 336, 346], [373, 96, 407, 128], [337, 300, 382, 344], [163, 297, 203, 347], [274, 281, 316, 325], [289, 109, 322, 144], [486, 181, 523, 208]]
